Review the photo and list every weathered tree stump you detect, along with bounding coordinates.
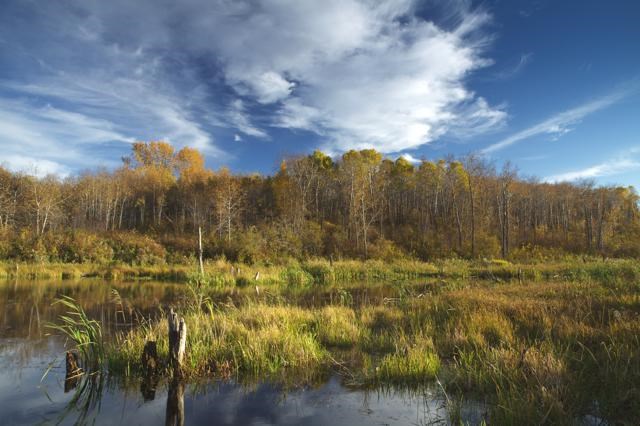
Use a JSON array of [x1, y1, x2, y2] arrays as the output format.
[[64, 350, 83, 392], [65, 350, 82, 377], [168, 308, 187, 375]]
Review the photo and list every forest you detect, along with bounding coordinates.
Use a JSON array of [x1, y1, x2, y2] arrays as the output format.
[[1, 140, 639, 265]]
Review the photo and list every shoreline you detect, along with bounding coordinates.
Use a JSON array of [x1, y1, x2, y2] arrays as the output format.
[[2, 257, 639, 286]]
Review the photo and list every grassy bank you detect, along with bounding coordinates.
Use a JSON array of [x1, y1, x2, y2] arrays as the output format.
[[85, 262, 640, 425], [4, 257, 640, 287]]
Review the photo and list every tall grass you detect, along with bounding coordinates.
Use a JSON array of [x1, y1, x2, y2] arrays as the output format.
[[48, 295, 106, 371], [36, 259, 640, 424]]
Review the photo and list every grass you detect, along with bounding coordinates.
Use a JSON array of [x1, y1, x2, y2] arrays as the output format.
[[6, 257, 640, 286], [47, 295, 106, 371], [108, 302, 330, 382], [41, 259, 640, 424]]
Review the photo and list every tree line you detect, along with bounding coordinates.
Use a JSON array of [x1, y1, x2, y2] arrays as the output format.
[[1, 141, 639, 264]]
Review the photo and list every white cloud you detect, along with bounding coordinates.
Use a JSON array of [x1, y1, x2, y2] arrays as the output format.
[[234, 134, 242, 142], [275, 99, 324, 133], [227, 100, 269, 139], [0, 99, 129, 171], [250, 71, 296, 104], [491, 53, 533, 80], [4, 71, 222, 151], [399, 153, 422, 164], [0, 0, 507, 173], [77, 0, 503, 153], [545, 148, 640, 183], [1, 155, 70, 177], [249, 1, 505, 153], [481, 87, 635, 154]]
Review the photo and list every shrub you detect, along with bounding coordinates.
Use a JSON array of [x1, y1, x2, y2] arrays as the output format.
[[161, 235, 196, 263], [474, 231, 501, 259], [107, 232, 166, 265], [0, 228, 13, 259], [367, 238, 406, 262], [57, 231, 114, 264], [280, 264, 314, 286], [11, 229, 49, 262], [302, 260, 335, 284]]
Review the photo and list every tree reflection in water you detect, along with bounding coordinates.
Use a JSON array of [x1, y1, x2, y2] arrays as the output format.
[[166, 378, 185, 426]]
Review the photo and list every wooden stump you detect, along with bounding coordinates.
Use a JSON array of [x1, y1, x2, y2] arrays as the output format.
[[168, 308, 187, 375], [64, 350, 83, 392]]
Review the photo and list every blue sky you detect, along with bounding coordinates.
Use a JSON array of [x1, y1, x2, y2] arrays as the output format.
[[0, 0, 639, 186]]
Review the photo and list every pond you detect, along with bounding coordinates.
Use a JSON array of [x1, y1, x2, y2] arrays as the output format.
[[0, 280, 484, 425]]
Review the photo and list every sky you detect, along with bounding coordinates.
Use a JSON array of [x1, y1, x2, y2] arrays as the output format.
[[0, 0, 639, 186]]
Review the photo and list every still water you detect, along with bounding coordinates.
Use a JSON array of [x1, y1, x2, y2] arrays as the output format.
[[0, 280, 481, 425]]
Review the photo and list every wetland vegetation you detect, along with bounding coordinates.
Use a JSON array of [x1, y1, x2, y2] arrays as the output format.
[[32, 258, 640, 425]]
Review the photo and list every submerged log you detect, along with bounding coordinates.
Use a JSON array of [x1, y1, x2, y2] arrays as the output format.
[[168, 308, 187, 375]]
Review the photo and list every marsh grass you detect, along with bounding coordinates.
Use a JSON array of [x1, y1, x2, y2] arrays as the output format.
[[104, 274, 640, 423], [5, 258, 640, 288], [41, 259, 640, 424], [47, 295, 106, 371], [362, 337, 441, 385]]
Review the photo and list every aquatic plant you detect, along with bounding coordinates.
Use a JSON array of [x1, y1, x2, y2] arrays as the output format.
[[48, 295, 106, 371]]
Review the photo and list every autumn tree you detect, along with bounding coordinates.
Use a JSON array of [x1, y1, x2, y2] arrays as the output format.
[[127, 141, 177, 227], [174, 147, 212, 231], [339, 149, 385, 256], [1, 142, 639, 263], [212, 168, 245, 242], [27, 174, 64, 235]]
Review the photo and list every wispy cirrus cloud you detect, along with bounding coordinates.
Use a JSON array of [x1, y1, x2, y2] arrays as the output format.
[[481, 85, 637, 154], [545, 148, 640, 183], [0, 0, 507, 174], [0, 98, 131, 175], [490, 53, 533, 80], [226, 100, 269, 139]]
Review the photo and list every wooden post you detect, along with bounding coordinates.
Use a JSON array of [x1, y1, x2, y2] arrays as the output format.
[[168, 308, 187, 374], [198, 226, 204, 277]]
